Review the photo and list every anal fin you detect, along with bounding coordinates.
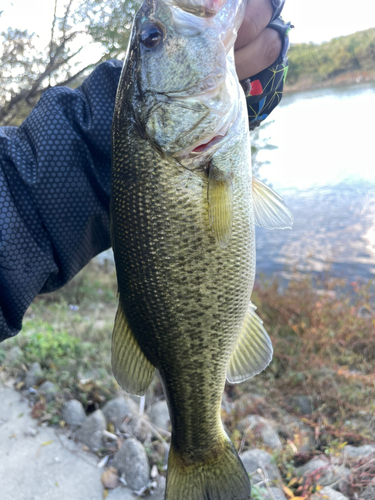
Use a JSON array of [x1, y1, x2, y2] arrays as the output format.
[[227, 303, 273, 383], [112, 303, 155, 396]]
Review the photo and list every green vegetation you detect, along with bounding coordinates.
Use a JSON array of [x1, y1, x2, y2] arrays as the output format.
[[0, 263, 119, 415], [1, 262, 374, 452], [287, 28, 375, 89]]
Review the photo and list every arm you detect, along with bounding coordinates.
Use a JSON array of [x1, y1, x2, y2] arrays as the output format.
[[0, 60, 122, 341], [0, 2, 291, 343]]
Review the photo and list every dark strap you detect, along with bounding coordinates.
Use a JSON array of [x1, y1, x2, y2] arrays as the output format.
[[270, 0, 286, 22], [240, 16, 292, 130]]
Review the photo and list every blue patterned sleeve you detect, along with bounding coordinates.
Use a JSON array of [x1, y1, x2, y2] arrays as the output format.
[[0, 60, 123, 342]]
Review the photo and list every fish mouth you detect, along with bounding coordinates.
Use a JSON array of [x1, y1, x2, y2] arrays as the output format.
[[191, 134, 227, 154]]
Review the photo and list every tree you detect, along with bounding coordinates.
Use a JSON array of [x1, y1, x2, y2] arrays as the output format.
[[0, 0, 140, 126]]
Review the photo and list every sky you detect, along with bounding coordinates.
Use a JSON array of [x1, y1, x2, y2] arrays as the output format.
[[282, 0, 375, 44], [1, 0, 375, 63]]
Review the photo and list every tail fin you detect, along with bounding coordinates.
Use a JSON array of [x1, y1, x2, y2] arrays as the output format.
[[166, 436, 250, 500]]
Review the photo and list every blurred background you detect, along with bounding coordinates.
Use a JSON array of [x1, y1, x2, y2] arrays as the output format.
[[1, 2, 375, 500], [1, 0, 375, 283]]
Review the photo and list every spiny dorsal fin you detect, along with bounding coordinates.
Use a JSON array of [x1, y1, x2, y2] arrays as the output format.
[[112, 303, 155, 396], [227, 302, 273, 383], [208, 163, 233, 248], [252, 176, 293, 229]]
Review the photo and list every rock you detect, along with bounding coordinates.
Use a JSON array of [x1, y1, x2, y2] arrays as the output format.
[[278, 415, 316, 452], [101, 467, 119, 489], [113, 438, 150, 490], [357, 306, 372, 318], [238, 415, 282, 450], [234, 393, 265, 415], [342, 444, 375, 459], [361, 480, 375, 500], [290, 395, 314, 415], [310, 486, 349, 500], [262, 487, 287, 500], [295, 457, 350, 490], [38, 381, 58, 402], [24, 426, 38, 437], [148, 400, 170, 433], [76, 409, 106, 452], [106, 486, 135, 499], [240, 449, 281, 483], [62, 399, 86, 429], [296, 457, 328, 477], [24, 362, 43, 389], [102, 396, 139, 431], [152, 476, 166, 500], [151, 440, 169, 466], [4, 346, 23, 367]]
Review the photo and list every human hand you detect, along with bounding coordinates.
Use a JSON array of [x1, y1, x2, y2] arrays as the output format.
[[234, 0, 283, 81]]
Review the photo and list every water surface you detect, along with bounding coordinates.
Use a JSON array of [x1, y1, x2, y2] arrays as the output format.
[[255, 82, 375, 282]]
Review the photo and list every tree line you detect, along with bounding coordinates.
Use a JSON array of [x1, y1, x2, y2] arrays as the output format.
[[287, 27, 375, 86], [0, 0, 141, 126], [1, 1, 374, 126]]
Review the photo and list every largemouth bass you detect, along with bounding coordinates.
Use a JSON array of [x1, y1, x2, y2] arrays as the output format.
[[111, 0, 293, 498]]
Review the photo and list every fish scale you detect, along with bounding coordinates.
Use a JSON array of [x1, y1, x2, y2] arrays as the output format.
[[109, 0, 290, 497]]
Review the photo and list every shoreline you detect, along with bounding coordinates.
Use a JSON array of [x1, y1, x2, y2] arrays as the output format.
[[284, 69, 375, 93]]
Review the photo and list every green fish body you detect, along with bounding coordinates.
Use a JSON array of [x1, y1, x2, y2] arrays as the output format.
[[111, 1, 292, 498]]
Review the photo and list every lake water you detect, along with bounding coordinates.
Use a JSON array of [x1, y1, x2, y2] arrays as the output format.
[[254, 82, 375, 283], [97, 82, 375, 283]]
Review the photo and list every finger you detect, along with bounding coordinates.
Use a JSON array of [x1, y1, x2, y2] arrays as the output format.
[[235, 0, 273, 50], [234, 27, 281, 81]]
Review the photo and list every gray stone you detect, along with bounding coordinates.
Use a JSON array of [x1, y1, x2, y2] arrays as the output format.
[[113, 438, 150, 491], [240, 449, 281, 483], [279, 416, 316, 452], [357, 306, 372, 318], [76, 409, 106, 453], [148, 400, 170, 433], [106, 486, 135, 499], [262, 487, 287, 500], [310, 486, 349, 500], [295, 457, 350, 490], [62, 399, 86, 429], [152, 476, 166, 500], [290, 395, 314, 415], [238, 415, 282, 450], [342, 444, 375, 459], [24, 426, 38, 437], [4, 346, 23, 367], [24, 362, 44, 389], [102, 396, 139, 430], [296, 457, 328, 476], [361, 480, 375, 500], [38, 381, 58, 402]]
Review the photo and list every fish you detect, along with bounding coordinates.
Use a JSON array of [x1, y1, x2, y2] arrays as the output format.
[[110, 0, 293, 498]]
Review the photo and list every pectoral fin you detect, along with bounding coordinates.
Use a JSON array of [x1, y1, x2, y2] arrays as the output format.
[[112, 303, 155, 395], [227, 303, 273, 383], [208, 164, 233, 248], [252, 176, 293, 229]]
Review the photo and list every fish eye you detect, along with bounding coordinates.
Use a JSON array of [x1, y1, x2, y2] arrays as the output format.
[[140, 22, 164, 48]]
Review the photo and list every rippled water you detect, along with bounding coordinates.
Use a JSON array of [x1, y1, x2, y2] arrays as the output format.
[[255, 82, 375, 282]]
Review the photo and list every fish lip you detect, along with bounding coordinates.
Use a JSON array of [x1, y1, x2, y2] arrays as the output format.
[[189, 133, 228, 154], [172, 131, 231, 162]]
